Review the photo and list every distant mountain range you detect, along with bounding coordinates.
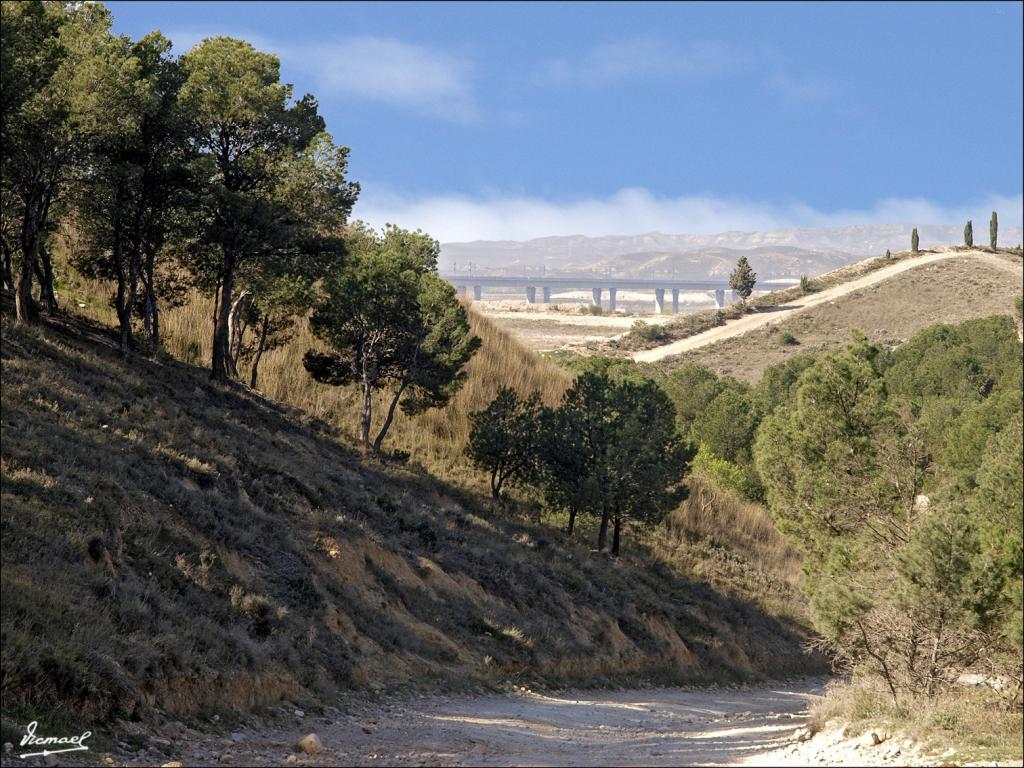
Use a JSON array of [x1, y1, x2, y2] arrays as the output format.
[[441, 224, 1024, 281]]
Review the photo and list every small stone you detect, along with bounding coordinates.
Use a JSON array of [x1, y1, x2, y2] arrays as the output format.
[[294, 709, 305, 718], [161, 763, 184, 768], [286, 756, 298, 764], [230, 732, 245, 743], [295, 733, 323, 755], [362, 726, 374, 735]]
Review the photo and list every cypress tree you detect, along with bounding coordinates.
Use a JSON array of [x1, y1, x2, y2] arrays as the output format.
[[729, 255, 757, 301], [964, 220, 973, 248], [911, 228, 919, 253], [990, 211, 998, 250]]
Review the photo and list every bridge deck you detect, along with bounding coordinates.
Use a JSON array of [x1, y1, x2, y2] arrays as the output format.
[[439, 274, 797, 290]]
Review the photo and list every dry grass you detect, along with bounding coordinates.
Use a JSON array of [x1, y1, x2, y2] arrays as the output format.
[[656, 253, 1024, 383], [609, 247, 1021, 355], [654, 475, 806, 624], [810, 679, 1023, 763], [58, 273, 571, 493]]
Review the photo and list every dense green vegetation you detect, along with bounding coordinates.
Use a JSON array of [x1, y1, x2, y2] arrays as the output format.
[[468, 372, 689, 555], [547, 311, 1024, 711]]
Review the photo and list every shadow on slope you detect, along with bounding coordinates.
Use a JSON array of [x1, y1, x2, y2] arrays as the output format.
[[0, 300, 823, 725]]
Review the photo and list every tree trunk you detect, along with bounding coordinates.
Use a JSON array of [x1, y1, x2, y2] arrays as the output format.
[[226, 289, 251, 379], [36, 240, 57, 313], [16, 205, 41, 323], [373, 379, 410, 454], [490, 468, 501, 499], [597, 505, 610, 552], [210, 259, 235, 381], [359, 379, 373, 451], [249, 315, 270, 389], [113, 244, 136, 357], [611, 511, 622, 557], [566, 506, 577, 536], [1, 242, 14, 290], [141, 248, 159, 347]]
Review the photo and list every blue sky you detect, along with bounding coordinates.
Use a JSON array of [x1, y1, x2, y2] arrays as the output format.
[[108, 1, 1024, 241]]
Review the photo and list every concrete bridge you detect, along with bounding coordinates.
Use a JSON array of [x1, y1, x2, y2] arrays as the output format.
[[440, 274, 799, 312]]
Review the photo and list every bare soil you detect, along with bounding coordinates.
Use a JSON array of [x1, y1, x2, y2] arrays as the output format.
[[86, 680, 829, 766]]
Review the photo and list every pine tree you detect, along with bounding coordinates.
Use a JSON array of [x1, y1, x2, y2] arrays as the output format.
[[729, 255, 757, 301], [911, 228, 919, 253], [990, 211, 998, 250], [964, 220, 973, 247]]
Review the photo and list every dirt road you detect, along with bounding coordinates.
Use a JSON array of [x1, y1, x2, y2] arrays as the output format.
[[632, 250, 1022, 363], [162, 680, 826, 766]]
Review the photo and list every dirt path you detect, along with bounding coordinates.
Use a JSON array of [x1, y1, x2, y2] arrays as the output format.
[[157, 680, 826, 767], [632, 250, 1022, 363]]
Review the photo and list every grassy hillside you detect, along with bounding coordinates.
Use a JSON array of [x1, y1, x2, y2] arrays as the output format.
[[0, 299, 819, 728], [652, 251, 1024, 382]]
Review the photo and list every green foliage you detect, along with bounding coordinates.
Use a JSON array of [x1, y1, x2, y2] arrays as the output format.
[[990, 211, 998, 250], [728, 255, 757, 300], [755, 354, 818, 413], [691, 387, 763, 468], [660, 363, 727, 435], [964, 219, 973, 247], [304, 226, 480, 453], [911, 228, 919, 253], [776, 330, 799, 346], [485, 371, 692, 553], [1, 1, 128, 320], [629, 319, 667, 343], [466, 387, 545, 499], [798, 274, 817, 293], [882, 316, 1022, 401], [179, 36, 356, 380], [691, 445, 761, 500], [754, 318, 1024, 702], [72, 30, 191, 353]]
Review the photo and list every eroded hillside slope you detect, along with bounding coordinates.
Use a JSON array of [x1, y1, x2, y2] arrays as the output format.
[[0, 308, 821, 725]]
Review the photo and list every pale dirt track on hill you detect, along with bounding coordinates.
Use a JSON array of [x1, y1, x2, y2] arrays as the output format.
[[632, 250, 1022, 363], [160, 681, 827, 766]]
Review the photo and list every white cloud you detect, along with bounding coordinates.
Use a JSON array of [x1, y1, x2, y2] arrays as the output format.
[[536, 37, 742, 87], [769, 73, 835, 104], [298, 37, 479, 122], [353, 187, 1024, 243], [164, 30, 479, 122]]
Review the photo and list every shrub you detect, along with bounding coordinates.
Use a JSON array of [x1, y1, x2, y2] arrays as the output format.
[[776, 331, 799, 346], [629, 320, 668, 343]]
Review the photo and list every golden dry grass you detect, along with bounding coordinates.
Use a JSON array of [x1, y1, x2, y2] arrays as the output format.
[[59, 273, 570, 492]]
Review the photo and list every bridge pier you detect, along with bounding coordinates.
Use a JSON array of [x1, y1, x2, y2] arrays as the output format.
[[456, 285, 467, 298], [714, 289, 725, 309], [608, 288, 617, 312], [592, 287, 602, 306], [473, 285, 482, 301], [526, 286, 537, 304], [671, 288, 679, 313], [654, 288, 665, 314], [542, 286, 551, 303], [731, 289, 739, 303]]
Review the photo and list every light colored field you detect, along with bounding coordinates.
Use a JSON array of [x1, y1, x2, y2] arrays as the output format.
[[647, 252, 1023, 382], [470, 294, 706, 352]]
